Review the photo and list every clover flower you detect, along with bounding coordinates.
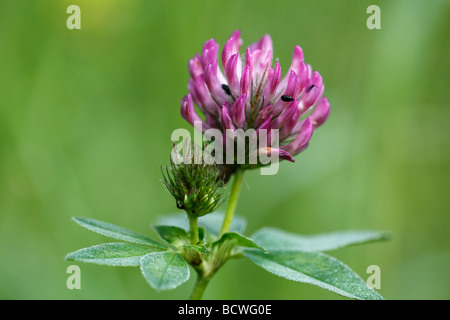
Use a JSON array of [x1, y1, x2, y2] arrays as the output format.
[[181, 30, 330, 169]]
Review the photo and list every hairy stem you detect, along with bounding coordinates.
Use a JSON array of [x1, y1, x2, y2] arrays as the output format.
[[190, 274, 211, 300], [219, 169, 244, 237], [188, 214, 199, 245]]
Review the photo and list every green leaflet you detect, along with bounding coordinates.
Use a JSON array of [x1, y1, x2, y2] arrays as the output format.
[[72, 217, 167, 249], [154, 225, 210, 254], [244, 250, 384, 300], [154, 225, 190, 247], [140, 252, 190, 291], [65, 242, 158, 266], [213, 232, 266, 252], [252, 227, 390, 252]]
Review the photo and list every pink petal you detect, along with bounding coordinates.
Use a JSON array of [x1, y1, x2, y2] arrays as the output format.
[[240, 64, 251, 96], [180, 94, 210, 131], [225, 53, 241, 96], [310, 97, 330, 128], [276, 46, 305, 97], [281, 118, 313, 155], [221, 102, 235, 130], [298, 79, 320, 114], [230, 94, 247, 128], [188, 76, 219, 117], [283, 70, 301, 98], [204, 60, 229, 104], [201, 39, 219, 68], [188, 54, 203, 79], [289, 45, 304, 76], [222, 30, 242, 71], [263, 60, 281, 101], [273, 99, 300, 140], [244, 47, 254, 74], [249, 34, 273, 85], [257, 147, 295, 163]]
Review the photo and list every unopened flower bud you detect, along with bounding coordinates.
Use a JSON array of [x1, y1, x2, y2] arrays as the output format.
[[161, 142, 226, 217]]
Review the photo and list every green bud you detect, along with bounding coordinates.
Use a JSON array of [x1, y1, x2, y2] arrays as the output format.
[[161, 141, 226, 217]]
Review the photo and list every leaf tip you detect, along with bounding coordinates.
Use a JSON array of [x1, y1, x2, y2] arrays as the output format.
[[64, 252, 75, 261]]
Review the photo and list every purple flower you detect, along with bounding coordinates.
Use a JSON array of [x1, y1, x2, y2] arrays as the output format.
[[182, 30, 330, 168]]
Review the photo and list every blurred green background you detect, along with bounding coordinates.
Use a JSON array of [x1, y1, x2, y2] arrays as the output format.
[[0, 0, 449, 300]]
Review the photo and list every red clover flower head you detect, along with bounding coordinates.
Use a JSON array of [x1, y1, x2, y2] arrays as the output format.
[[181, 30, 330, 169]]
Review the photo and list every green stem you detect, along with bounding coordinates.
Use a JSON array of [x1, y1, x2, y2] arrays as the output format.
[[188, 214, 199, 244], [219, 169, 244, 237], [189, 274, 211, 300]]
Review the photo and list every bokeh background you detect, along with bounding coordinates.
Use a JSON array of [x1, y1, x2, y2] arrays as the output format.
[[0, 0, 449, 300]]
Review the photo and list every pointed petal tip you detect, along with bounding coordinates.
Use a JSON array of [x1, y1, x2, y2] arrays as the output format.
[[281, 151, 295, 162]]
